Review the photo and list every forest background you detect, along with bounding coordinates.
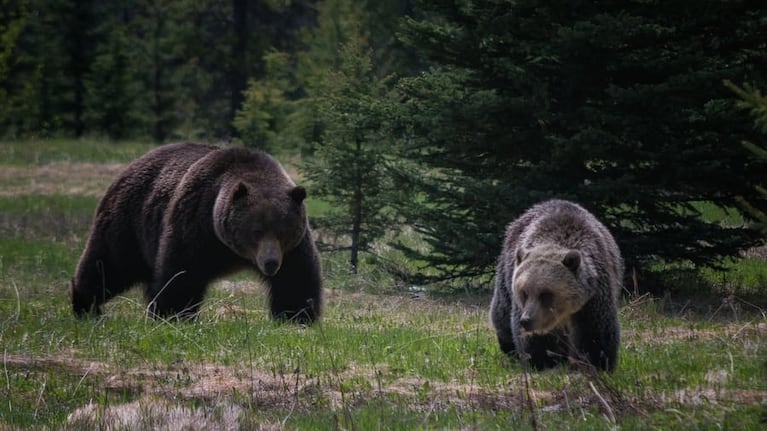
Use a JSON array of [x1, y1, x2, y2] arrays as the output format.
[[2, 0, 767, 295]]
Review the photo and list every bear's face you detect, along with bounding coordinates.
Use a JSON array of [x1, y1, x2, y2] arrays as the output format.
[[512, 247, 588, 335], [214, 181, 307, 277]]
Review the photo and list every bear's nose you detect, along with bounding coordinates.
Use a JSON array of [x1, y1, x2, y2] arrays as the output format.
[[263, 259, 280, 276], [519, 316, 533, 331]]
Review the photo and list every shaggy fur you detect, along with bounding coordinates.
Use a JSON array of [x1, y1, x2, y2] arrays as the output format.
[[72, 142, 322, 322], [490, 199, 623, 371]]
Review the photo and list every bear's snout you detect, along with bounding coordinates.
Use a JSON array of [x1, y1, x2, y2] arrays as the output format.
[[262, 258, 280, 276], [519, 315, 533, 331], [256, 237, 283, 276]]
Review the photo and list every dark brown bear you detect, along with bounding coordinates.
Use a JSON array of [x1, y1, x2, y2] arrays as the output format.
[[490, 200, 623, 371], [72, 142, 322, 322]]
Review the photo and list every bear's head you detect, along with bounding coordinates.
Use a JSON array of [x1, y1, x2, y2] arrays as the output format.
[[512, 246, 589, 335], [213, 179, 308, 277]]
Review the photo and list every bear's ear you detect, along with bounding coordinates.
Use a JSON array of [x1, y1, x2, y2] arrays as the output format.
[[562, 250, 581, 272], [289, 186, 306, 204], [232, 182, 248, 201], [515, 248, 528, 265]]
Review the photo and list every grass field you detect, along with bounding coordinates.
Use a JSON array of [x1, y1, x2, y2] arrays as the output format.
[[1, 139, 766, 430]]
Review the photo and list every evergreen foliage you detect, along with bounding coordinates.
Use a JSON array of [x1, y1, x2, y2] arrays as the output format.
[[234, 0, 415, 152], [725, 80, 767, 233], [2, 0, 766, 288], [234, 0, 415, 272], [84, 25, 137, 139], [0, 0, 25, 129], [303, 36, 399, 274], [0, 0, 316, 141], [233, 52, 298, 152], [394, 0, 767, 284]]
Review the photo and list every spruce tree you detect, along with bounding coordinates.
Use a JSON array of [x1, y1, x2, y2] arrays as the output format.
[[394, 0, 767, 285], [0, 0, 26, 132], [725, 81, 767, 233], [84, 25, 138, 139], [2, 0, 89, 136], [232, 52, 296, 151], [304, 37, 397, 273]]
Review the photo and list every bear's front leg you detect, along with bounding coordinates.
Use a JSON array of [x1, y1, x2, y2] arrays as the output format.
[[490, 276, 515, 355], [518, 333, 570, 370], [266, 234, 322, 324], [572, 301, 620, 372], [148, 222, 221, 320]]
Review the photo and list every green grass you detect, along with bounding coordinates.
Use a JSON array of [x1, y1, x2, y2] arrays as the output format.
[[700, 258, 767, 295], [1, 139, 766, 430], [4, 280, 763, 429]]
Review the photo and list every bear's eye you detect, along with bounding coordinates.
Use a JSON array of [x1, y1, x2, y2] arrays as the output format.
[[539, 291, 554, 308]]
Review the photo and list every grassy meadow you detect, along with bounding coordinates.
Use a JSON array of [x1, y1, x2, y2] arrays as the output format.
[[0, 139, 766, 430]]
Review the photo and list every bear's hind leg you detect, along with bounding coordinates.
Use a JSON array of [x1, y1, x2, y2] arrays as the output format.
[[146, 271, 207, 320], [72, 254, 134, 317], [266, 234, 322, 324]]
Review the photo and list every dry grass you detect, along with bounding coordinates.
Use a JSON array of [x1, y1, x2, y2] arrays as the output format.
[[623, 321, 767, 345], [0, 162, 124, 197]]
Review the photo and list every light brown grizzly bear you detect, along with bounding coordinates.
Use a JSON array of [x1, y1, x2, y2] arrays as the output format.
[[72, 142, 322, 322], [490, 199, 623, 371]]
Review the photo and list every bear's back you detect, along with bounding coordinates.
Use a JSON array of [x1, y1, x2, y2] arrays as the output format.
[[101, 143, 217, 211], [506, 200, 621, 295], [178, 145, 296, 191], [92, 143, 217, 263]]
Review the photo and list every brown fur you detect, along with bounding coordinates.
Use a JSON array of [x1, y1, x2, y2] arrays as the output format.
[[72, 142, 322, 322], [490, 199, 623, 371]]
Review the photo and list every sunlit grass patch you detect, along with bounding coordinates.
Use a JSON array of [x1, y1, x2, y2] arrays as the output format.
[[699, 257, 767, 296]]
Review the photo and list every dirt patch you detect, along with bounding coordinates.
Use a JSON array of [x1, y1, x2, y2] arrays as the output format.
[[0, 162, 124, 197]]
